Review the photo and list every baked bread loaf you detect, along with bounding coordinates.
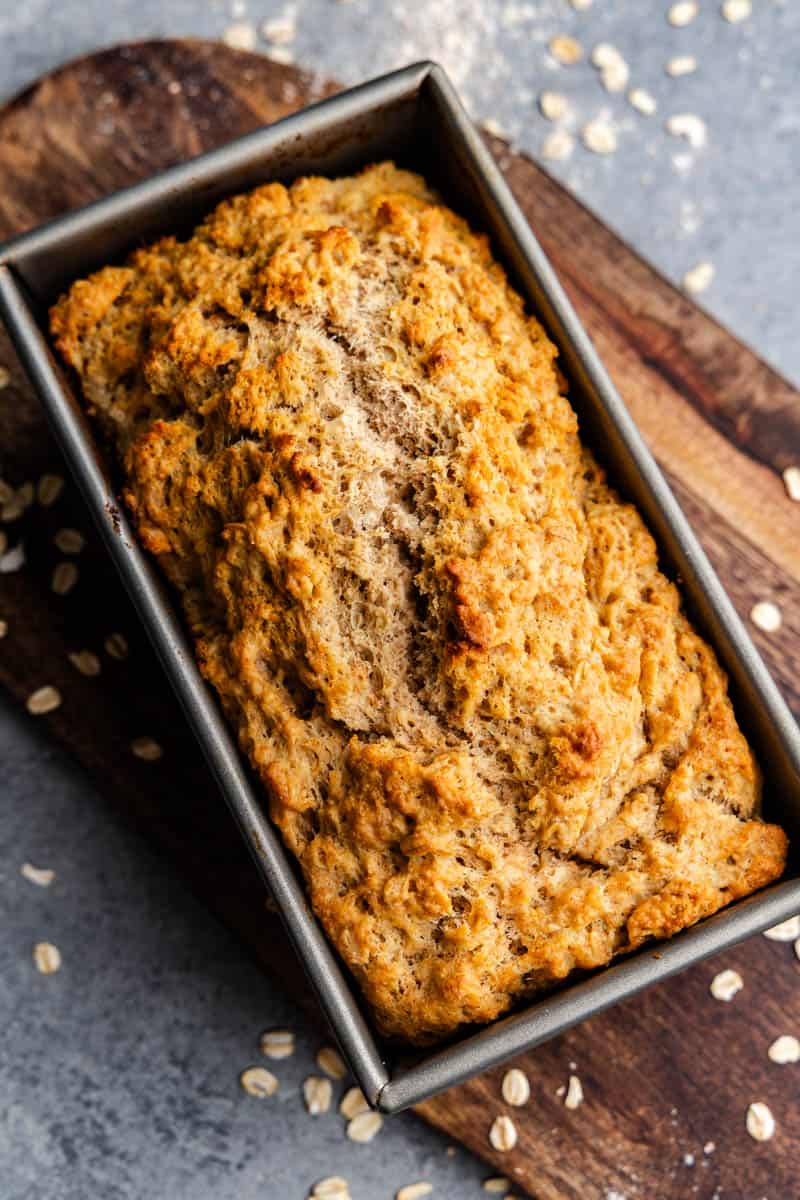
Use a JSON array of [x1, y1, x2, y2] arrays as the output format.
[[51, 162, 787, 1042]]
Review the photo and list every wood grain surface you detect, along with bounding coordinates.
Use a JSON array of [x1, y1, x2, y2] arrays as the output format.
[[0, 40, 798, 1200]]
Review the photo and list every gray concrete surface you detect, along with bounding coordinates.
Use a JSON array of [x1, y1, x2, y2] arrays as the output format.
[[0, 2, 797, 1198]]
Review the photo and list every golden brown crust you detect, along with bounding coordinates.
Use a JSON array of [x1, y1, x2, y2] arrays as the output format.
[[50, 163, 787, 1042]]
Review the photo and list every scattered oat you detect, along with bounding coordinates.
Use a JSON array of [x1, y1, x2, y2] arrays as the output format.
[[33, 941, 61, 973], [54, 528, 85, 555], [104, 632, 129, 659], [262, 14, 296, 43], [27, 685, 61, 716], [549, 35, 583, 65], [265, 46, 295, 65], [21, 863, 55, 887], [0, 618, 7, 637], [0, 365, 10, 388], [629, 88, 658, 115], [312, 1179, 351, 1199], [666, 113, 707, 148], [2, 490, 28, 523], [260, 1028, 295, 1059], [68, 649, 101, 677], [37, 474, 65, 506], [683, 261, 715, 294], [483, 1181, 511, 1195], [539, 90, 569, 121], [764, 914, 800, 940], [782, 466, 800, 502], [304, 1075, 333, 1115], [569, 0, 592, 8], [316, 1045, 347, 1079], [666, 54, 698, 76], [590, 44, 630, 92], [167, 79, 182, 95], [131, 736, 163, 762], [482, 117, 508, 139], [668, 1, 698, 26], [339, 1086, 370, 1119], [489, 1114, 518, 1152], [795, 938, 800, 962], [541, 128, 575, 161], [768, 1035, 800, 1064], [746, 1101, 775, 1142], [564, 1074, 584, 1109], [582, 118, 617, 155], [750, 601, 782, 634], [239, 1066, 278, 1097], [0, 542, 26, 573], [703, 1141, 716, 1154], [501, 1068, 530, 1107], [710, 967, 743, 1001], [0, 531, 6, 557], [396, 1185, 433, 1200], [223, 22, 258, 51], [347, 1110, 383, 1143], [722, 0, 751, 22], [52, 562, 79, 595]]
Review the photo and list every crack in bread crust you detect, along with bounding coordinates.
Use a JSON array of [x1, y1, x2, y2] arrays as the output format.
[[50, 162, 787, 1042]]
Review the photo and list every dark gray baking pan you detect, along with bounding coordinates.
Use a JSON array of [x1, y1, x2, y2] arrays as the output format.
[[1, 61, 799, 1114]]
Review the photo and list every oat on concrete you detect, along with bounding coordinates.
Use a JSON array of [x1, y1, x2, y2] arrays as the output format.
[[266, 46, 295, 65], [262, 14, 296, 43], [722, 0, 752, 22], [782, 466, 800, 501], [346, 1110, 383, 1143], [339, 1086, 369, 1119], [683, 261, 715, 294], [541, 129, 575, 161], [746, 1101, 775, 1141], [668, 1, 698, 26], [54, 528, 85, 554], [538, 90, 569, 121], [131, 736, 163, 762], [767, 1035, 800, 1064], [501, 1068, 530, 1107], [396, 1184, 433, 1200], [260, 1028, 295, 1059], [222, 22, 258, 51], [548, 34, 583, 65], [666, 113, 707, 148], [27, 685, 62, 715], [666, 54, 698, 76], [750, 600, 782, 633], [483, 1181, 511, 1195], [51, 562, 79, 595], [564, 1074, 584, 1109], [582, 118, 617, 154], [304, 1075, 333, 1115], [316, 1046, 347, 1079], [68, 650, 101, 677], [482, 117, 508, 139], [763, 914, 800, 940], [489, 1114, 518, 1152], [33, 941, 61, 974], [312, 1179, 351, 1199], [21, 863, 55, 886], [37, 473, 65, 506], [569, 0, 592, 8], [590, 44, 629, 93], [629, 88, 658, 115], [709, 967, 743, 1001], [239, 1065, 279, 1097]]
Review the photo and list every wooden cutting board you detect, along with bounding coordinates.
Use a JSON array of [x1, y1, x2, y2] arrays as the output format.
[[1, 40, 798, 1200]]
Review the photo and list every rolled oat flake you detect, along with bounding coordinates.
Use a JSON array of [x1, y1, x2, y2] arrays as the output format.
[[489, 1114, 518, 1152]]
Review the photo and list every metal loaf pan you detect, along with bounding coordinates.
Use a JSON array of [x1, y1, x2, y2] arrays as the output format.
[[2, 62, 799, 1114]]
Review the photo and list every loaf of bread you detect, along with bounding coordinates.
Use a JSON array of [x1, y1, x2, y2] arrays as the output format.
[[50, 163, 787, 1042]]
